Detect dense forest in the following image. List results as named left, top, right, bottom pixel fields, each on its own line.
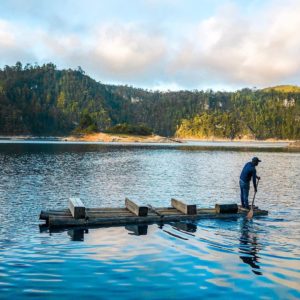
left=0, top=62, right=299, bottom=139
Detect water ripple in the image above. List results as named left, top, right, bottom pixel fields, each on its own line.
left=0, top=143, right=299, bottom=299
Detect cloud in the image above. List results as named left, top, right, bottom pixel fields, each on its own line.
left=87, top=24, right=168, bottom=78
left=36, top=22, right=168, bottom=84
left=171, top=0, right=300, bottom=87
left=1, top=0, right=300, bottom=90
left=0, top=20, right=36, bottom=65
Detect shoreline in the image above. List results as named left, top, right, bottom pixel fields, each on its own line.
left=0, top=134, right=299, bottom=148
left=64, top=132, right=182, bottom=143
left=177, top=134, right=296, bottom=143
left=0, top=133, right=182, bottom=144
left=0, top=133, right=296, bottom=144
left=180, top=138, right=294, bottom=143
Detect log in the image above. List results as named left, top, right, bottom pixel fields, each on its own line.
left=215, top=203, right=238, bottom=214
left=41, top=208, right=135, bottom=220
left=171, top=198, right=197, bottom=215
left=125, top=198, right=148, bottom=216
left=197, top=208, right=216, bottom=214
left=49, top=216, right=86, bottom=227
left=40, top=209, right=72, bottom=220
left=69, top=198, right=86, bottom=219
left=47, top=209, right=268, bottom=228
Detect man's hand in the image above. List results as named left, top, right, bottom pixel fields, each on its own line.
left=257, top=176, right=261, bottom=180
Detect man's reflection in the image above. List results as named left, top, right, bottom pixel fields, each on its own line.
left=239, top=219, right=262, bottom=275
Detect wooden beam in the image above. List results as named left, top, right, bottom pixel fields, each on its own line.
left=147, top=204, right=164, bottom=217
left=69, top=198, right=86, bottom=219
left=171, top=198, right=197, bottom=215
left=125, top=198, right=148, bottom=216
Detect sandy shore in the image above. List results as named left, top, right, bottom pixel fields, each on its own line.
left=65, top=132, right=182, bottom=143
left=0, top=134, right=297, bottom=147
left=287, top=140, right=300, bottom=148
left=179, top=137, right=295, bottom=143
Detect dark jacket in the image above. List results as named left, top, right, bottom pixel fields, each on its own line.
left=240, top=162, right=257, bottom=189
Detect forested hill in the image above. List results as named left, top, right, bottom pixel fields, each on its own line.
left=0, top=63, right=299, bottom=139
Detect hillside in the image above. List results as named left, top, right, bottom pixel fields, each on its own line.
left=262, top=85, right=300, bottom=93
left=0, top=63, right=130, bottom=135
left=0, top=63, right=299, bottom=139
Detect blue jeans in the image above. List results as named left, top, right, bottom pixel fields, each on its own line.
left=240, top=179, right=250, bottom=208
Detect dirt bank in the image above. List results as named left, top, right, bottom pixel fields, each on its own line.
left=288, top=140, right=300, bottom=148
left=65, top=132, right=182, bottom=143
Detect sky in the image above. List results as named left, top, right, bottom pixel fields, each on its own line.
left=0, top=0, right=300, bottom=91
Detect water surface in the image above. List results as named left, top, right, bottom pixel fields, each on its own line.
left=0, top=142, right=299, bottom=299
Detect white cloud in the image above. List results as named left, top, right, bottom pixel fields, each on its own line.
left=0, top=20, right=36, bottom=64
left=36, top=22, right=169, bottom=84
left=1, top=0, right=300, bottom=90
left=171, top=0, right=300, bottom=87
left=89, top=24, right=167, bottom=76
left=0, top=20, right=15, bottom=47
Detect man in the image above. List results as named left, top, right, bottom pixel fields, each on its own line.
left=239, top=157, right=261, bottom=209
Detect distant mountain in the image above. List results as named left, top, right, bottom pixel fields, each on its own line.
left=0, top=63, right=299, bottom=139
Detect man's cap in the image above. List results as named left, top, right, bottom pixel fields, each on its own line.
left=252, top=157, right=262, bottom=163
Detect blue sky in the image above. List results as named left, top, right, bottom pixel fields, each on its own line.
left=0, top=0, right=299, bottom=91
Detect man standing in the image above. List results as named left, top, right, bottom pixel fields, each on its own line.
left=240, top=157, right=261, bottom=209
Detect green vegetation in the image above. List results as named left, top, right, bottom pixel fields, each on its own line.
left=75, top=112, right=99, bottom=133
left=0, top=62, right=115, bottom=135
left=105, top=123, right=152, bottom=136
left=176, top=89, right=299, bottom=140
left=0, top=62, right=299, bottom=139
left=262, top=85, right=300, bottom=93
left=176, top=112, right=241, bottom=139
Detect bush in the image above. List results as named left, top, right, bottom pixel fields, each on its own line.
left=105, top=123, right=152, bottom=136
left=75, top=112, right=99, bottom=133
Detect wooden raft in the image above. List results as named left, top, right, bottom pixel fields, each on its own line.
left=39, top=198, right=268, bottom=228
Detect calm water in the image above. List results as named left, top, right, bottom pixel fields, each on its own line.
left=0, top=142, right=299, bottom=299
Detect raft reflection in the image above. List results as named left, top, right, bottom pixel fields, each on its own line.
left=40, top=221, right=198, bottom=241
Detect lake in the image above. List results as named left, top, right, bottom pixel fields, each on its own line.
left=0, top=141, right=299, bottom=299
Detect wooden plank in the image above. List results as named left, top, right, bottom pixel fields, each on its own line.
left=155, top=208, right=178, bottom=213
left=171, top=198, right=197, bottom=215
left=157, top=210, right=182, bottom=215
left=125, top=198, right=148, bottom=216
left=87, top=211, right=134, bottom=216
left=147, top=204, right=164, bottom=217
left=197, top=208, right=216, bottom=214
left=69, top=198, right=86, bottom=219
left=87, top=208, right=130, bottom=212
left=87, top=212, right=135, bottom=218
